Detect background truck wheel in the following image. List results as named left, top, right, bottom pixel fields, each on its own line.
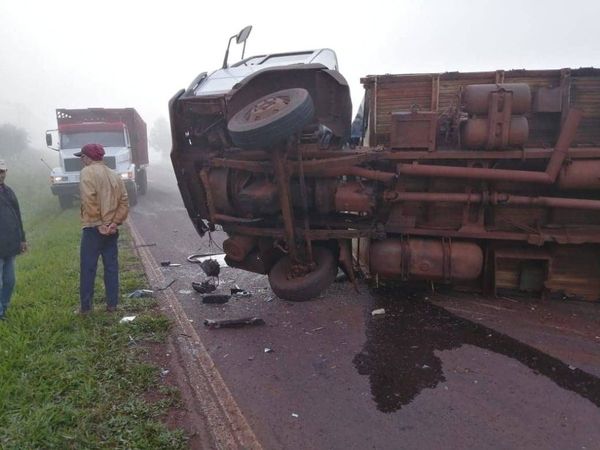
left=268, top=246, right=337, bottom=302
left=58, top=195, right=73, bottom=209
left=126, top=183, right=138, bottom=206
left=227, top=88, right=315, bottom=149
left=136, top=168, right=147, bottom=195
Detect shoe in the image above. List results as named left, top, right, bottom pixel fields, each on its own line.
left=75, top=308, right=91, bottom=316
left=106, top=306, right=117, bottom=313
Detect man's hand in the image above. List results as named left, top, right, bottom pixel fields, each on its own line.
left=108, top=222, right=118, bottom=235
left=98, top=224, right=110, bottom=235
left=20, top=241, right=27, bottom=253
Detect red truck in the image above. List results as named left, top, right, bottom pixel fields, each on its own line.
left=46, top=108, right=148, bottom=208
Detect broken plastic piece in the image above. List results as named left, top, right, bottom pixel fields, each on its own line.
left=264, top=347, right=274, bottom=353
left=202, top=295, right=231, bottom=304
left=119, top=316, right=137, bottom=323
left=127, top=289, right=154, bottom=298
left=192, top=281, right=217, bottom=294
left=371, top=308, right=386, bottom=317
left=204, top=317, right=265, bottom=329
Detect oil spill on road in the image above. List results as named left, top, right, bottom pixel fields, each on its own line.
left=353, top=284, right=600, bottom=413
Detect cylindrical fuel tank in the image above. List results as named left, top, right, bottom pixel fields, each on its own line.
left=463, top=83, right=532, bottom=115
left=558, top=160, right=600, bottom=190
left=462, top=116, right=529, bottom=149
left=370, top=238, right=483, bottom=281
left=223, top=234, right=258, bottom=262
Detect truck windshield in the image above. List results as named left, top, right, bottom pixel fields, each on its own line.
left=61, top=131, right=125, bottom=149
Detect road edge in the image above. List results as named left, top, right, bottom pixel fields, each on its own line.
left=126, top=219, right=263, bottom=450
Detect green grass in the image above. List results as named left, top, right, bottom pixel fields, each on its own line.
left=0, top=156, right=187, bottom=449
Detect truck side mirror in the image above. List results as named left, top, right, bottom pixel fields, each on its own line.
left=236, top=25, right=252, bottom=44
left=46, top=130, right=59, bottom=150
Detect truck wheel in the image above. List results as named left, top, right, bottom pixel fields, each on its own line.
left=227, top=88, right=315, bottom=149
left=137, top=168, right=147, bottom=195
left=127, top=183, right=138, bottom=206
left=58, top=195, right=73, bottom=209
left=268, top=246, right=337, bottom=302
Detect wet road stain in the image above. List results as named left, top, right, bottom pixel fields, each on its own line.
left=353, top=284, right=600, bottom=413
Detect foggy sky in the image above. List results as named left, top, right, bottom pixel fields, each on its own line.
left=1, top=0, right=599, bottom=148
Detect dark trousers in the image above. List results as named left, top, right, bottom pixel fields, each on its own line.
left=80, top=227, right=119, bottom=312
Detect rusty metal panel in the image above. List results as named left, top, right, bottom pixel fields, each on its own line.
left=389, top=111, right=437, bottom=150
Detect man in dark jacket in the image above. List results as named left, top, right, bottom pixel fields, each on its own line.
left=0, top=160, right=27, bottom=320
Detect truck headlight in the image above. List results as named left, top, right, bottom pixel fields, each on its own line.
left=51, top=176, right=67, bottom=183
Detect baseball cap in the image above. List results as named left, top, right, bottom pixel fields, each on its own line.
left=74, top=143, right=105, bottom=160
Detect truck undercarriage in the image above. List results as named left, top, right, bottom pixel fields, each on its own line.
left=170, top=64, right=600, bottom=302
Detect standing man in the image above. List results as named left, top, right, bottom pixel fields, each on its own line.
left=0, top=160, right=27, bottom=320
left=76, top=143, right=129, bottom=314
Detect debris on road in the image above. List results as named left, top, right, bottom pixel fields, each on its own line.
left=119, top=316, right=137, bottom=323
left=155, top=279, right=177, bottom=291
left=202, top=295, right=231, bottom=304
left=199, top=259, right=221, bottom=278
left=264, top=347, right=274, bottom=353
left=127, top=289, right=154, bottom=298
left=178, top=289, right=193, bottom=294
left=188, top=253, right=228, bottom=268
left=204, top=317, right=265, bottom=329
left=192, top=281, right=217, bottom=294
left=161, top=261, right=182, bottom=267
left=371, top=308, right=386, bottom=317
left=231, top=286, right=252, bottom=297
left=291, top=413, right=299, bottom=418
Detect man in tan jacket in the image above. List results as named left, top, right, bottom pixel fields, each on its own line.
left=75, top=143, right=129, bottom=314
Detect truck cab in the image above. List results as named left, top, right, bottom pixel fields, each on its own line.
left=46, top=108, right=148, bottom=208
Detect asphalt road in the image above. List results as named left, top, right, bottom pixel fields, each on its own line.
left=131, top=164, right=600, bottom=450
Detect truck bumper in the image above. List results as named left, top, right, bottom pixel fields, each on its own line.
left=51, top=183, right=80, bottom=196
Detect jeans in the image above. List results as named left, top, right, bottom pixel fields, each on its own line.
left=80, top=227, right=119, bottom=312
left=0, top=256, right=16, bottom=317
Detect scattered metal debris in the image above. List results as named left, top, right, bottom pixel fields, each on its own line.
left=188, top=253, right=228, bottom=268
left=204, top=317, right=265, bottom=329
left=264, top=347, right=274, bottom=353
left=160, top=261, right=171, bottom=267
left=231, top=286, right=252, bottom=297
left=202, top=295, right=231, bottom=304
left=127, top=289, right=154, bottom=298
left=199, top=259, right=221, bottom=278
left=155, top=279, right=177, bottom=291
left=192, top=281, right=217, bottom=294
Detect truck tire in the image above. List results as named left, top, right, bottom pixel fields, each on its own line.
left=227, top=88, right=315, bottom=149
left=127, top=183, right=138, bottom=206
left=268, top=246, right=337, bottom=302
left=58, top=195, right=73, bottom=209
left=137, top=168, right=148, bottom=195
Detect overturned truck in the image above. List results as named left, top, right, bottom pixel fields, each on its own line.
left=170, top=51, right=600, bottom=302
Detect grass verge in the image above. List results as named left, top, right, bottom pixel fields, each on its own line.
left=0, top=160, right=187, bottom=449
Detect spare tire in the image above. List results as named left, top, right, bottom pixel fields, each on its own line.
left=228, top=88, right=315, bottom=149
left=268, top=246, right=337, bottom=302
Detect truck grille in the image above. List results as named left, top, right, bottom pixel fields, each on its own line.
left=64, top=156, right=117, bottom=172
